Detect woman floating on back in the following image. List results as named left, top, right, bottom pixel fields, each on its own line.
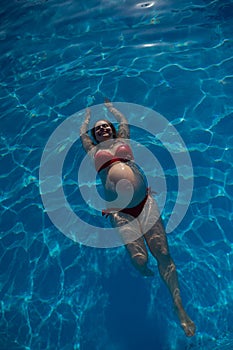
left=80, top=99, right=196, bottom=337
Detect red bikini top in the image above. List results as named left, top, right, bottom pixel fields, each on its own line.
left=94, top=143, right=134, bottom=172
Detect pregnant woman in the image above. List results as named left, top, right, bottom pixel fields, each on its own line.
left=80, top=99, right=196, bottom=337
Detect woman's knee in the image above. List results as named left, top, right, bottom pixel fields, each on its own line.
left=131, top=253, right=154, bottom=276
left=132, top=253, right=148, bottom=268
left=146, top=236, right=169, bottom=258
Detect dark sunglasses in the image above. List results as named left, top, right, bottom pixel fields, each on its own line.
left=95, top=123, right=110, bottom=132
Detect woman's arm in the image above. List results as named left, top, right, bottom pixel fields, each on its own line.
left=80, top=108, right=95, bottom=153
left=105, top=99, right=130, bottom=139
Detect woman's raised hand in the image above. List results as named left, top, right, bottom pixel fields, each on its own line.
left=85, top=107, right=91, bottom=122
left=104, top=98, right=113, bottom=109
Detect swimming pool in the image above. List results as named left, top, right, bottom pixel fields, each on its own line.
left=1, top=0, right=233, bottom=349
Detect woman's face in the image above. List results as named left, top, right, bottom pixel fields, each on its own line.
left=94, top=120, right=113, bottom=143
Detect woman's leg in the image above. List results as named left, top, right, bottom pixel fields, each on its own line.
left=124, top=236, right=154, bottom=276
left=110, top=212, right=154, bottom=276
left=144, top=215, right=196, bottom=336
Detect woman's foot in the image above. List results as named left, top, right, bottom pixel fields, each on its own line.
left=181, top=317, right=196, bottom=337
left=176, top=304, right=196, bottom=337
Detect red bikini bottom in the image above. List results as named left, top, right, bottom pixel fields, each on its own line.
left=102, top=188, right=149, bottom=219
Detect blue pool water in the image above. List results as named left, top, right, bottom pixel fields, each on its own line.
left=1, top=0, right=233, bottom=349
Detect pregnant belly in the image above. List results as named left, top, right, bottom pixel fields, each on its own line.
left=106, top=162, right=147, bottom=207
left=108, top=162, right=136, bottom=183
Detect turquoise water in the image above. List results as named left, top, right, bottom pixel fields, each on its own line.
left=1, top=0, right=233, bottom=349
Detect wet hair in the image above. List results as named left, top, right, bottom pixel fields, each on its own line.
left=91, top=119, right=117, bottom=143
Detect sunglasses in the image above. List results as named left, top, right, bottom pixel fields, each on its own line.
left=95, top=123, right=110, bottom=132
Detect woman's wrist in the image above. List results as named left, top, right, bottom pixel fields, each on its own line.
left=85, top=109, right=91, bottom=123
